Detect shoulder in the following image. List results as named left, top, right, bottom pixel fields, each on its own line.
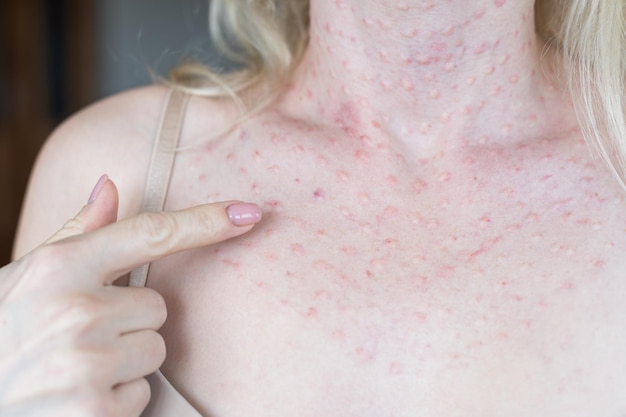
left=13, top=85, right=173, bottom=258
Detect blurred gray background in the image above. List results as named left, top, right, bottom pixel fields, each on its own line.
left=95, top=0, right=214, bottom=98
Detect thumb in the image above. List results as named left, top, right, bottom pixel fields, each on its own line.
left=45, top=175, right=119, bottom=245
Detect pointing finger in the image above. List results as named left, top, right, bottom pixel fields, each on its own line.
left=64, top=201, right=262, bottom=284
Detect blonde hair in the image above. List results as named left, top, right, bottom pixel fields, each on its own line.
left=169, top=0, right=626, bottom=186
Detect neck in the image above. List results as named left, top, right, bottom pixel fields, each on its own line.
left=278, top=0, right=576, bottom=157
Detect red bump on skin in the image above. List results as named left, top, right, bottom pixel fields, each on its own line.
left=357, top=192, right=370, bottom=204
left=383, top=206, right=400, bottom=218
left=473, top=8, right=486, bottom=18
left=221, top=258, right=241, bottom=270
left=592, top=259, right=606, bottom=269
left=304, top=307, right=318, bottom=318
left=341, top=246, right=357, bottom=256
left=291, top=243, right=305, bottom=256
left=313, top=189, right=325, bottom=200
left=474, top=42, right=488, bottom=55
left=336, top=170, right=351, bottom=182
left=389, top=362, right=404, bottom=375
left=264, top=200, right=282, bottom=210
left=495, top=0, right=506, bottom=7
left=315, top=289, right=332, bottom=300
left=354, top=149, right=370, bottom=160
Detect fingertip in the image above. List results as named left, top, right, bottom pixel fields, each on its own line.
left=81, top=176, right=119, bottom=232
left=88, top=174, right=109, bottom=204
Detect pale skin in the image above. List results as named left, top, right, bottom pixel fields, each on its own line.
left=12, top=0, right=626, bottom=415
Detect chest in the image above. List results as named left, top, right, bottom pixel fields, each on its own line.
left=149, top=129, right=626, bottom=416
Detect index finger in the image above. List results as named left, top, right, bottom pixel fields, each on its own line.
left=64, top=202, right=262, bottom=284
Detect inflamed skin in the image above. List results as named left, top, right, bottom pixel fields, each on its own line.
left=15, top=0, right=626, bottom=416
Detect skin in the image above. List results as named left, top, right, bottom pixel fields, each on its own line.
left=13, top=0, right=626, bottom=416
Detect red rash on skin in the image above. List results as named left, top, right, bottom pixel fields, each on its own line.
left=144, top=0, right=626, bottom=414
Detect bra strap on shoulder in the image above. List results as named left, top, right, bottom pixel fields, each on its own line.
left=129, top=89, right=190, bottom=288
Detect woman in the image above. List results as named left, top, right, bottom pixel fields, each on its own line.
left=10, top=0, right=626, bottom=415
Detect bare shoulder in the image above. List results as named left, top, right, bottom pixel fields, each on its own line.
left=13, top=85, right=171, bottom=258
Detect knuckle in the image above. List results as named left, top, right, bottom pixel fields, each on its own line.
left=133, top=378, right=152, bottom=412
left=196, top=207, right=220, bottom=236
left=61, top=217, right=85, bottom=235
left=130, top=288, right=168, bottom=329
left=145, top=331, right=167, bottom=367
left=149, top=290, right=168, bottom=328
left=79, top=392, right=115, bottom=417
left=133, top=212, right=178, bottom=250
left=141, top=331, right=167, bottom=373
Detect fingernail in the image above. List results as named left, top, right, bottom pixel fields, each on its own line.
left=88, top=174, right=108, bottom=204
left=227, top=203, right=262, bottom=226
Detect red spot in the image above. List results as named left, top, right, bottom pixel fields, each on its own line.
left=386, top=175, right=398, bottom=186
left=414, top=310, right=428, bottom=322
left=313, top=188, right=324, bottom=200
left=354, top=149, right=370, bottom=160
left=413, top=179, right=429, bottom=193
left=334, top=102, right=361, bottom=136
left=336, top=170, right=351, bottom=182
left=341, top=246, right=357, bottom=255
left=474, top=8, right=486, bottom=18
left=315, top=289, right=332, bottom=300
left=264, top=200, right=282, bottom=210
left=198, top=174, right=207, bottom=182
left=389, top=362, right=404, bottom=375
left=221, top=258, right=241, bottom=269
left=371, top=120, right=381, bottom=128
left=304, top=307, right=318, bottom=318
left=291, top=243, right=305, bottom=256
left=474, top=42, right=488, bottom=55
left=495, top=0, right=506, bottom=7
left=383, top=206, right=400, bottom=218
left=270, top=133, right=285, bottom=144
left=384, top=238, right=398, bottom=247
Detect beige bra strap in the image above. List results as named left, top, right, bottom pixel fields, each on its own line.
left=129, top=89, right=190, bottom=288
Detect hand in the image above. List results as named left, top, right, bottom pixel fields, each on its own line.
left=0, top=175, right=261, bottom=417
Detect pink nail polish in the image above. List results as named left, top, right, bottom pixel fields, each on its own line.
left=227, top=203, right=262, bottom=226
left=88, top=174, right=108, bottom=204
